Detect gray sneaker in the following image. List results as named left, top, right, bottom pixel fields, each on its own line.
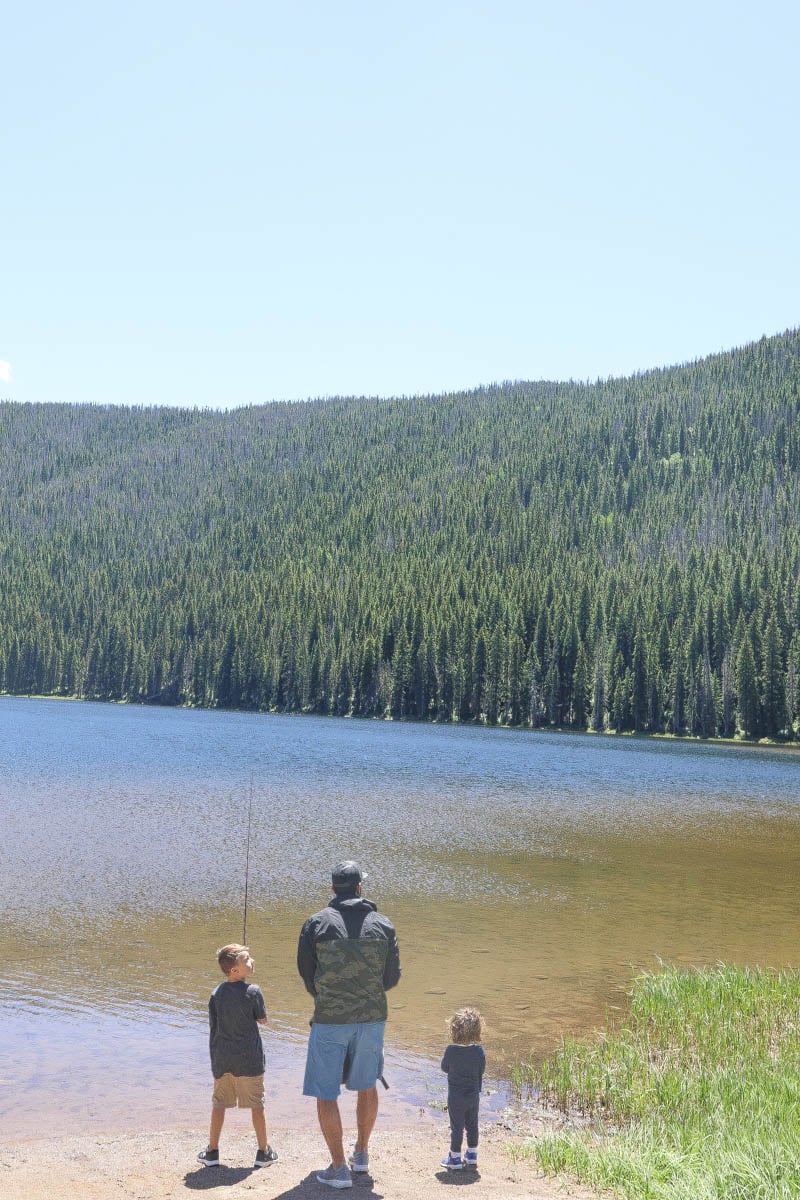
left=348, top=1149, right=369, bottom=1173
left=316, top=1163, right=353, bottom=1189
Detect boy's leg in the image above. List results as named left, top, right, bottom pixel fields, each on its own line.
left=251, top=1106, right=267, bottom=1153
left=209, top=1107, right=225, bottom=1149
left=208, top=1073, right=237, bottom=1149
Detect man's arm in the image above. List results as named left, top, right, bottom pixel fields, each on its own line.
left=297, top=918, right=318, bottom=996
left=382, top=924, right=401, bottom=991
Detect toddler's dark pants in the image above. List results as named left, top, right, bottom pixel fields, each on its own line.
left=448, top=1090, right=480, bottom=1153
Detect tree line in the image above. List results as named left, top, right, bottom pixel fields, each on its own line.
left=1, top=328, right=800, bottom=741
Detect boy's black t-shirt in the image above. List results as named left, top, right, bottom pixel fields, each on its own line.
left=441, top=1044, right=486, bottom=1098
left=208, top=980, right=266, bottom=1078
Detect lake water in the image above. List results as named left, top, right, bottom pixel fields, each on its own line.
left=1, top=697, right=799, bottom=1139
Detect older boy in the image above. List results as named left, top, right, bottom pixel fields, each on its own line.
left=197, top=944, right=278, bottom=1169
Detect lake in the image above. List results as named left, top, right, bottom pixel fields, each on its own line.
left=1, top=697, right=798, bottom=1138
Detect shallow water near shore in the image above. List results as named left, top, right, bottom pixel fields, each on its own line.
left=1, top=697, right=799, bottom=1138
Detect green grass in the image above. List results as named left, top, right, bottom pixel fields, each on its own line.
left=512, top=964, right=800, bottom=1199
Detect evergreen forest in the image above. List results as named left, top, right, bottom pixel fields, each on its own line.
left=2, top=328, right=800, bottom=741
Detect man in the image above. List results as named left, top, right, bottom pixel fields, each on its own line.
left=297, top=860, right=401, bottom=1189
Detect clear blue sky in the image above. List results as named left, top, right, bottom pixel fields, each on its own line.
left=2, top=2, right=799, bottom=409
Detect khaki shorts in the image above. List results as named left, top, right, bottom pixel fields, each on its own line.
left=211, top=1073, right=265, bottom=1109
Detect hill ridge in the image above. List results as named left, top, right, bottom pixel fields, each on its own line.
left=1, top=327, right=799, bottom=740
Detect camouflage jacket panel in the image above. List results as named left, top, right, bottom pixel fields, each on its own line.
left=297, top=897, right=401, bottom=1025
left=314, top=938, right=389, bottom=1024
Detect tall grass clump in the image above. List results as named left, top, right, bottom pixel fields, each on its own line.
left=517, top=964, right=800, bottom=1199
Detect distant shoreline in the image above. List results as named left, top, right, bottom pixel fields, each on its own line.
left=6, top=691, right=800, bottom=754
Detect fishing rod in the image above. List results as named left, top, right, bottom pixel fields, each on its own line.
left=242, top=775, right=254, bottom=944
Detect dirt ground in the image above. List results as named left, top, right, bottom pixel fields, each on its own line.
left=3, top=1125, right=597, bottom=1200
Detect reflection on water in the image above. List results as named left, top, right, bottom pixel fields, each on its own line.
left=1, top=698, right=799, bottom=1137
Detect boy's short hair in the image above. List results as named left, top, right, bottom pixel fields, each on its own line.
left=448, top=1006, right=485, bottom=1045
left=216, top=943, right=250, bottom=975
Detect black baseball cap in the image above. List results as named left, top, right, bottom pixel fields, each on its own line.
left=331, top=860, right=367, bottom=889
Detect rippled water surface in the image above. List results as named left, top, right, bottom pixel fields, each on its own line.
left=1, top=698, right=799, bottom=1137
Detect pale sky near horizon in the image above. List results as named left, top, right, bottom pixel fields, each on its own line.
left=2, top=2, right=799, bottom=410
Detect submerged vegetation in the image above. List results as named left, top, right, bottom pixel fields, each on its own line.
left=513, top=965, right=800, bottom=1199
left=1, top=329, right=800, bottom=740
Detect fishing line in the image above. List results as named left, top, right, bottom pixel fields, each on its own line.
left=242, top=774, right=254, bottom=944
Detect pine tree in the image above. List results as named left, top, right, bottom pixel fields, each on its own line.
left=591, top=632, right=606, bottom=732
left=736, top=631, right=759, bottom=737
left=668, top=623, right=686, bottom=735
left=631, top=631, right=647, bottom=731
left=761, top=608, right=786, bottom=736
left=720, top=648, right=736, bottom=737
left=571, top=639, right=590, bottom=729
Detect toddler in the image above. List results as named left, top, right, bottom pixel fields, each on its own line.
left=439, top=1006, right=486, bottom=1170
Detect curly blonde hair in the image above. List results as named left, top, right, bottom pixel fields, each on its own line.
left=448, top=1006, right=485, bottom=1045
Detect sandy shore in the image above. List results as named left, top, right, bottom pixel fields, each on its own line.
left=4, top=1124, right=596, bottom=1200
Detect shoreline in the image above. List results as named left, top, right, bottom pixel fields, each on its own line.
left=6, top=691, right=800, bottom=753
left=3, top=1121, right=596, bottom=1200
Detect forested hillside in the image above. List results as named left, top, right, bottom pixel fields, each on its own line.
left=2, top=329, right=800, bottom=740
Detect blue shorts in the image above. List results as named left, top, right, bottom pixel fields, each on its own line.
left=302, top=1021, right=386, bottom=1100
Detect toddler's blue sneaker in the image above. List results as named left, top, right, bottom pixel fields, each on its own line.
left=440, top=1153, right=463, bottom=1170
left=465, top=1149, right=478, bottom=1168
